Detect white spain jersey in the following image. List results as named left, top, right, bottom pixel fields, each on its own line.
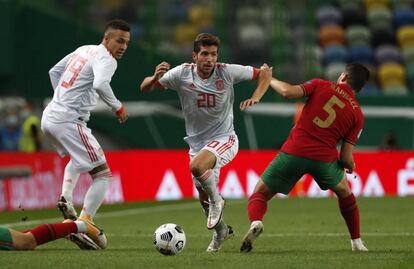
left=159, top=63, right=256, bottom=150
left=43, top=44, right=122, bottom=123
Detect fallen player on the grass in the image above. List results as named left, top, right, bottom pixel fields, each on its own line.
left=0, top=219, right=106, bottom=251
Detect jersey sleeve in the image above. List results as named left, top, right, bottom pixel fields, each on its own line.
left=92, top=55, right=122, bottom=111
left=344, top=112, right=364, bottom=145
left=49, top=53, right=73, bottom=90
left=301, top=78, right=325, bottom=97
left=158, top=65, right=184, bottom=91
left=226, top=64, right=255, bottom=84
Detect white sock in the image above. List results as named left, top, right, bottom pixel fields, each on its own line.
left=196, top=169, right=221, bottom=202
left=214, top=219, right=227, bottom=235
left=351, top=238, right=362, bottom=244
left=61, top=161, right=80, bottom=202
left=80, top=170, right=111, bottom=219
left=74, top=220, right=87, bottom=233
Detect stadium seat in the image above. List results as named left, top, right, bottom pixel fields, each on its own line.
left=371, top=24, right=395, bottom=47
left=383, top=84, right=409, bottom=95
left=367, top=8, right=393, bottom=28
left=397, top=26, right=414, bottom=48
left=402, top=46, right=414, bottom=64
left=378, top=63, right=406, bottom=87
left=391, top=0, right=414, bottom=10
left=364, top=0, right=390, bottom=10
left=316, top=6, right=342, bottom=27
left=341, top=2, right=367, bottom=27
left=174, top=24, right=198, bottom=46
left=404, top=63, right=414, bottom=90
left=394, top=9, right=414, bottom=28
left=365, top=63, right=378, bottom=81
left=322, top=46, right=348, bottom=66
left=319, top=25, right=346, bottom=47
left=325, top=62, right=346, bottom=81
left=361, top=82, right=382, bottom=95
left=346, top=25, right=371, bottom=46
left=338, top=0, right=363, bottom=7
left=349, top=46, right=375, bottom=64
left=189, top=4, right=214, bottom=29
left=375, top=45, right=402, bottom=65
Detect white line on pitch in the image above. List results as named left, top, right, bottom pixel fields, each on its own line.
left=108, top=232, right=414, bottom=237
left=1, top=202, right=201, bottom=228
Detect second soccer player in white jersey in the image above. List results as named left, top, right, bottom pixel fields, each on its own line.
left=140, top=33, right=272, bottom=252
left=41, top=19, right=130, bottom=249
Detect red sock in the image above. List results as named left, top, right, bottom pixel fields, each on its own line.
left=247, top=192, right=268, bottom=222
left=27, top=222, right=78, bottom=246
left=338, top=193, right=360, bottom=239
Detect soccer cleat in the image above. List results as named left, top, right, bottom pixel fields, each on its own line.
left=207, top=197, right=225, bottom=229
left=240, top=220, right=264, bottom=253
left=206, top=225, right=234, bottom=252
left=57, top=196, right=77, bottom=220
left=69, top=233, right=100, bottom=250
left=78, top=217, right=107, bottom=249
left=351, top=238, right=368, bottom=252
left=66, top=217, right=107, bottom=250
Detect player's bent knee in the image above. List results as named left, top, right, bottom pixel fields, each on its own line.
left=189, top=161, right=204, bottom=177
left=14, top=233, right=37, bottom=250
left=89, top=163, right=112, bottom=179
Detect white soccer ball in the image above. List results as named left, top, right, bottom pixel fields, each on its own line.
left=153, top=223, right=186, bottom=255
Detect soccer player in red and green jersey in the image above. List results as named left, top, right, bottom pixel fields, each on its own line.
left=240, top=63, right=370, bottom=253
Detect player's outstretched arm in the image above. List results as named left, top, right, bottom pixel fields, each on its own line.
left=270, top=78, right=304, bottom=99
left=140, top=62, right=170, bottom=92
left=339, top=141, right=355, bottom=174
left=240, top=64, right=272, bottom=111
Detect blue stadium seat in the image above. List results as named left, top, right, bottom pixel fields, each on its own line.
left=394, top=9, right=414, bottom=28
left=361, top=82, right=382, bottom=95
left=322, top=46, right=348, bottom=66
left=349, top=46, right=375, bottom=64
left=375, top=45, right=402, bottom=65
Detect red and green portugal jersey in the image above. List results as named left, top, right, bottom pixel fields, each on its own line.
left=281, top=79, right=364, bottom=162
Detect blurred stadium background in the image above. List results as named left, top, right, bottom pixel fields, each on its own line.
left=0, top=0, right=413, bottom=200
left=0, top=0, right=413, bottom=267
left=1, top=0, right=413, bottom=150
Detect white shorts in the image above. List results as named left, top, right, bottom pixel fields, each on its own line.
left=190, top=133, right=239, bottom=188
left=41, top=118, right=106, bottom=173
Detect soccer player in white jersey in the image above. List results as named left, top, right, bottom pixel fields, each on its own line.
left=41, top=19, right=130, bottom=249
left=140, top=33, right=272, bottom=252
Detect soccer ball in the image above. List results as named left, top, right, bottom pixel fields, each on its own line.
left=153, top=223, right=186, bottom=255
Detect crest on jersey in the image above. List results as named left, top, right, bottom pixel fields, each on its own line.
left=215, top=79, right=224, bottom=92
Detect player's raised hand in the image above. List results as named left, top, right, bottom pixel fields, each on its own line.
left=260, top=63, right=273, bottom=78
left=116, top=106, right=128, bottom=124
left=154, top=62, right=170, bottom=80
left=240, top=98, right=260, bottom=111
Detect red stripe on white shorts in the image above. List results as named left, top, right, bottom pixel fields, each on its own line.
left=218, top=135, right=235, bottom=155
left=77, top=124, right=97, bottom=162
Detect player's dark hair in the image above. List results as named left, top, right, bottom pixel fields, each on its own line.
left=345, top=63, right=370, bottom=93
left=104, top=19, right=130, bottom=32
left=193, top=33, right=220, bottom=53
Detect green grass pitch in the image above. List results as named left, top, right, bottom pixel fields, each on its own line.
left=0, top=197, right=413, bottom=269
